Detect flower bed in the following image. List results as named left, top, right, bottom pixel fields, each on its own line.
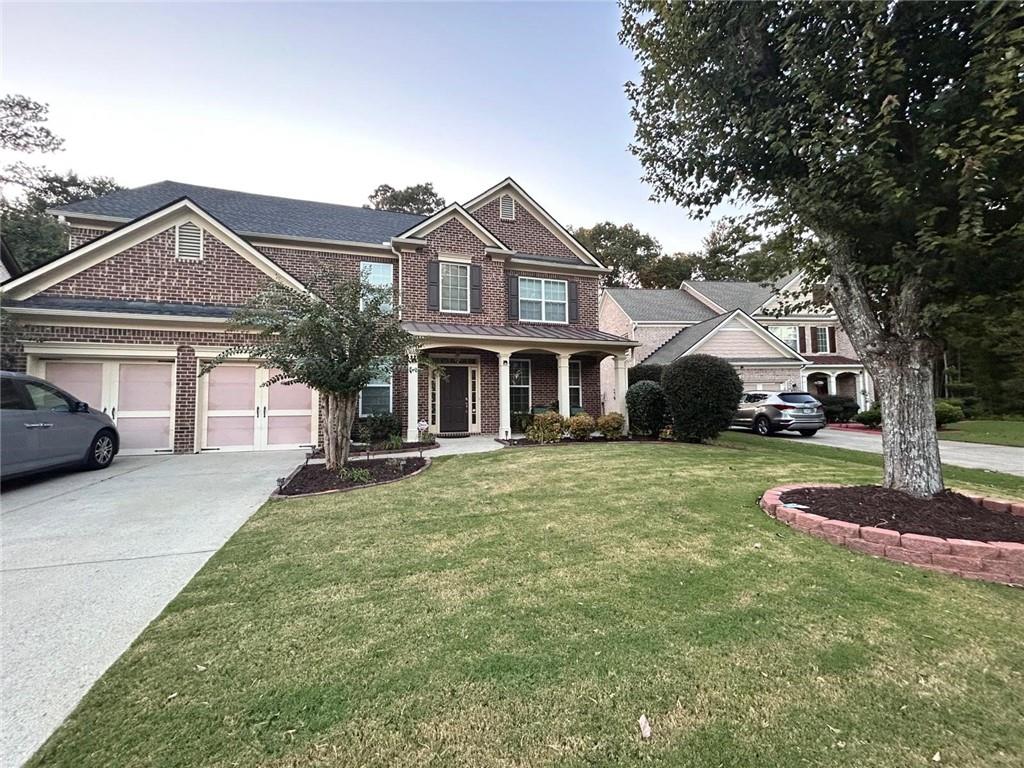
left=760, top=483, right=1024, bottom=587
left=274, top=457, right=429, bottom=498
left=308, top=441, right=438, bottom=459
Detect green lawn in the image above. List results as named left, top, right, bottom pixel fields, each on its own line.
left=30, top=436, right=1024, bottom=768
left=939, top=419, right=1024, bottom=447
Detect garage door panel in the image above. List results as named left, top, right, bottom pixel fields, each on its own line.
left=117, top=417, right=171, bottom=451
left=117, top=364, right=173, bottom=411
left=45, top=362, right=103, bottom=408
left=208, top=367, right=255, bottom=410
left=267, top=415, right=312, bottom=446
left=206, top=416, right=255, bottom=448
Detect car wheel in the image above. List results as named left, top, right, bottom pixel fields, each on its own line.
left=798, top=429, right=818, bottom=437
left=85, top=429, right=116, bottom=470
left=754, top=416, right=774, bottom=436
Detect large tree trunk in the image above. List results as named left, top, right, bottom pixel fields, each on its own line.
left=825, top=245, right=944, bottom=497
left=322, top=392, right=359, bottom=471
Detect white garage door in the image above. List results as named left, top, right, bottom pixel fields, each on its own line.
left=201, top=364, right=315, bottom=451
left=43, top=360, right=175, bottom=453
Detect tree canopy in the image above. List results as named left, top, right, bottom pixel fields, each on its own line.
left=621, top=0, right=1024, bottom=496
left=573, top=220, right=691, bottom=288
left=368, top=183, right=446, bottom=215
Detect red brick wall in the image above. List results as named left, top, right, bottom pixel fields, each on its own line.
left=507, top=269, right=599, bottom=329
left=471, top=197, right=575, bottom=259
left=256, top=244, right=395, bottom=296
left=68, top=225, right=112, bottom=249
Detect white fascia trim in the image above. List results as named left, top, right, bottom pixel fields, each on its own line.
left=634, top=320, right=694, bottom=327
left=3, top=199, right=307, bottom=300
left=463, top=178, right=606, bottom=269
left=507, top=257, right=609, bottom=275
left=394, top=203, right=508, bottom=249
left=408, top=329, right=637, bottom=348
left=801, top=363, right=865, bottom=369
left=732, top=361, right=807, bottom=368
left=680, top=282, right=727, bottom=313
left=687, top=309, right=809, bottom=363
left=20, top=341, right=179, bottom=358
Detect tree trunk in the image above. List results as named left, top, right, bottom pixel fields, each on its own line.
left=322, top=392, right=360, bottom=471
left=870, top=341, right=944, bottom=497
left=825, top=244, right=944, bottom=498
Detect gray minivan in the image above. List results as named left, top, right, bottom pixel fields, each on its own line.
left=1, top=371, right=119, bottom=480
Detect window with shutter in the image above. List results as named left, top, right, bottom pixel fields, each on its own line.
left=175, top=222, right=203, bottom=260
left=499, top=194, right=516, bottom=221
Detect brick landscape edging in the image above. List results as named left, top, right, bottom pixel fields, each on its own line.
left=759, top=484, right=1024, bottom=587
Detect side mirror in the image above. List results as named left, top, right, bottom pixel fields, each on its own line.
left=74, top=401, right=90, bottom=413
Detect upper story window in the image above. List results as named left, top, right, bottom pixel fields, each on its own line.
left=499, top=194, right=516, bottom=221
left=768, top=325, right=799, bottom=350
left=175, top=222, right=203, bottom=260
left=519, top=277, right=567, bottom=324
left=814, top=326, right=832, bottom=353
left=360, top=261, right=394, bottom=311
left=440, top=262, right=470, bottom=313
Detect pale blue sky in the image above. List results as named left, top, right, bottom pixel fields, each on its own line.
left=2, top=1, right=723, bottom=252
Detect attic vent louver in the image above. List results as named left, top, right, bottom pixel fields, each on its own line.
left=499, top=194, right=515, bottom=221
left=175, top=222, right=203, bottom=260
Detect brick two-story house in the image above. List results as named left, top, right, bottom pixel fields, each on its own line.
left=1, top=178, right=638, bottom=454
left=599, top=273, right=872, bottom=409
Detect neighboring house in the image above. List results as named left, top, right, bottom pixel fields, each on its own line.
left=599, top=273, right=872, bottom=409
left=1, top=178, right=636, bottom=454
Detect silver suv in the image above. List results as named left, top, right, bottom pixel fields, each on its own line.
left=732, top=391, right=825, bottom=437
left=1, top=371, right=119, bottom=480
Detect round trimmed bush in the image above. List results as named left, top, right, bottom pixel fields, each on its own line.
left=660, top=354, right=743, bottom=443
left=854, top=407, right=882, bottom=428
left=935, top=400, right=965, bottom=427
left=628, top=363, right=665, bottom=388
left=526, top=411, right=564, bottom=443
left=626, top=380, right=668, bottom=437
left=596, top=412, right=625, bottom=439
left=566, top=412, right=596, bottom=440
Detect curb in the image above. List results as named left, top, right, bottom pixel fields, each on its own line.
left=759, top=483, right=1024, bottom=587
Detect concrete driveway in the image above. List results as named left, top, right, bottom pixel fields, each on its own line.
left=1, top=450, right=303, bottom=768
left=772, top=427, right=1024, bottom=477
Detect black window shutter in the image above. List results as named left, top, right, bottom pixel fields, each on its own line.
left=568, top=281, right=579, bottom=323
left=427, top=261, right=440, bottom=311
left=809, top=326, right=819, bottom=354
left=508, top=276, right=519, bottom=321
left=828, top=327, right=836, bottom=354
left=470, top=264, right=482, bottom=313
left=798, top=327, right=807, bottom=353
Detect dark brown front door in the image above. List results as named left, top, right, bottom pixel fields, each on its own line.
left=440, top=366, right=469, bottom=432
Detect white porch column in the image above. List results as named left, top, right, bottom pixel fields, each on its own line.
left=557, top=353, right=572, bottom=419
left=614, top=354, right=630, bottom=432
left=406, top=356, right=419, bottom=443
left=498, top=352, right=512, bottom=438
left=827, top=372, right=835, bottom=395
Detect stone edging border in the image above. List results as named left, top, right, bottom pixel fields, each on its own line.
left=759, top=484, right=1024, bottom=587
left=269, top=457, right=432, bottom=500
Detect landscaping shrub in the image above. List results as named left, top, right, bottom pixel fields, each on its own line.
left=626, top=380, right=668, bottom=436
left=351, top=412, right=402, bottom=443
left=935, top=400, right=966, bottom=427
left=527, top=411, right=564, bottom=443
left=854, top=407, right=882, bottom=428
left=628, top=363, right=665, bottom=388
left=660, top=354, right=743, bottom=443
left=512, top=411, right=534, bottom=434
left=566, top=412, right=596, bottom=440
left=937, top=396, right=981, bottom=419
left=596, top=412, right=625, bottom=439
left=818, top=395, right=860, bottom=423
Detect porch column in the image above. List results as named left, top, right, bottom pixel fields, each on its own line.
left=614, top=354, right=630, bottom=432
left=406, top=356, right=419, bottom=443
left=498, top=352, right=512, bottom=438
left=557, top=353, right=572, bottom=418
left=827, top=372, right=835, bottom=395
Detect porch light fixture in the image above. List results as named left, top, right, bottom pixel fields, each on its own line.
left=502, top=359, right=509, bottom=367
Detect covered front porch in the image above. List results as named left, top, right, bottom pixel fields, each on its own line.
left=399, top=323, right=637, bottom=441
left=802, top=366, right=873, bottom=409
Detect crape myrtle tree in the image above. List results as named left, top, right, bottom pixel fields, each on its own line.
left=200, top=271, right=418, bottom=470
left=621, top=1, right=1024, bottom=496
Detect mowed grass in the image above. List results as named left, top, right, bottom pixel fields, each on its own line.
left=30, top=437, right=1024, bottom=768
left=939, top=419, right=1024, bottom=447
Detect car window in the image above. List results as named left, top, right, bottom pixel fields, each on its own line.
left=778, top=393, right=818, bottom=404
left=22, top=381, right=72, bottom=412
left=746, top=393, right=769, bottom=403
left=1, top=378, right=28, bottom=410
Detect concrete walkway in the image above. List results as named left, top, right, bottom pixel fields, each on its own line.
left=1, top=450, right=303, bottom=768
left=781, top=427, right=1024, bottom=477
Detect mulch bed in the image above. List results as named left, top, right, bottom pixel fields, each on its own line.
left=308, top=442, right=436, bottom=458
left=278, top=457, right=427, bottom=496
left=780, top=485, right=1024, bottom=543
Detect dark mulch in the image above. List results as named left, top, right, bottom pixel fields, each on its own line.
left=308, top=442, right=435, bottom=459
left=279, top=457, right=427, bottom=496
left=780, top=485, right=1024, bottom=543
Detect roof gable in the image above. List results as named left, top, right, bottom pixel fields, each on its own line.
left=395, top=203, right=508, bottom=249
left=463, top=178, right=605, bottom=268
left=682, top=271, right=804, bottom=314
left=604, top=288, right=716, bottom=323
left=643, top=309, right=806, bottom=365
left=3, top=198, right=306, bottom=300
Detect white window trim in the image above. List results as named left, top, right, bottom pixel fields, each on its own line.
left=360, top=261, right=394, bottom=311
left=814, top=326, right=832, bottom=354
left=175, top=222, right=203, bottom=261
left=768, top=325, right=799, bottom=351
left=509, top=358, right=532, bottom=413
left=518, top=277, right=568, bottom=325
left=439, top=261, right=471, bottom=315
left=569, top=360, right=582, bottom=410
left=358, top=369, right=393, bottom=417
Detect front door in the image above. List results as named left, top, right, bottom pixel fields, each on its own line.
left=439, top=366, right=469, bottom=433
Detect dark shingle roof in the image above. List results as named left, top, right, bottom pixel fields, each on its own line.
left=402, top=321, right=635, bottom=345
left=604, top=288, right=716, bottom=322
left=7, top=296, right=237, bottom=318
left=52, top=181, right=428, bottom=245
left=641, top=312, right=734, bottom=364
left=682, top=271, right=802, bottom=313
